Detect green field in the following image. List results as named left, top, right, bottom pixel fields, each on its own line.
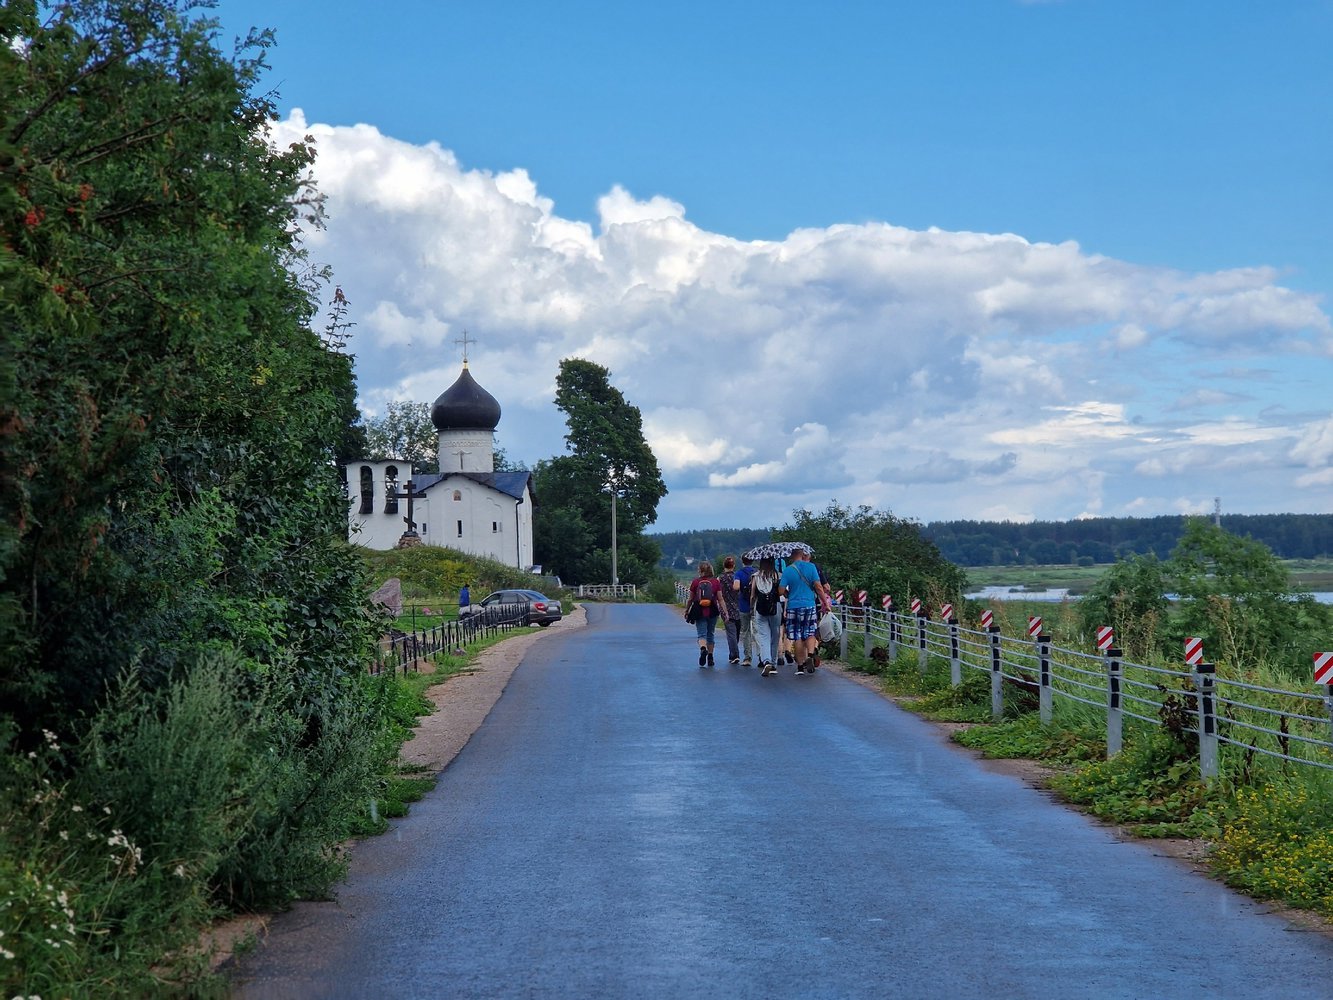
left=964, top=558, right=1333, bottom=596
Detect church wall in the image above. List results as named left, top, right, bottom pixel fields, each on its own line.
left=346, top=466, right=534, bottom=570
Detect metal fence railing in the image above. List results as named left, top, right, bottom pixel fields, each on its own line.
left=837, top=606, right=1333, bottom=782
left=371, top=603, right=531, bottom=677
left=578, top=584, right=638, bottom=599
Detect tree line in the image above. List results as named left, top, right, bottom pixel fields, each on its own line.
left=922, top=513, right=1333, bottom=566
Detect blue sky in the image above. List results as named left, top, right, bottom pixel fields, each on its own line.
left=217, top=0, right=1333, bottom=532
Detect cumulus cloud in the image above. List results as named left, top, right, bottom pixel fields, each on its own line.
left=270, top=112, right=1333, bottom=527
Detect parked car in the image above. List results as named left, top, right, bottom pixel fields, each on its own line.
left=461, top=589, right=563, bottom=627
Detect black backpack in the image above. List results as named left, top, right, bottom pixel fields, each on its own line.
left=753, top=574, right=779, bottom=617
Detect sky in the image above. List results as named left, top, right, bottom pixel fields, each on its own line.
left=215, top=0, right=1333, bottom=533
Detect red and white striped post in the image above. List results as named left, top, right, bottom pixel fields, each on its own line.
left=1101, top=628, right=1124, bottom=758
left=1187, top=638, right=1217, bottom=780
left=939, top=603, right=960, bottom=685
left=980, top=609, right=994, bottom=630
left=883, top=595, right=898, bottom=660
left=910, top=598, right=928, bottom=674
left=1096, top=626, right=1115, bottom=653
left=1315, top=653, right=1333, bottom=749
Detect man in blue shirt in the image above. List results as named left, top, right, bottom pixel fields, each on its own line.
left=779, top=549, right=829, bottom=675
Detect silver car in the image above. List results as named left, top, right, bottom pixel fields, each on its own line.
left=462, top=589, right=563, bottom=627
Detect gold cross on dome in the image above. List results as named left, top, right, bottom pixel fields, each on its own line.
left=455, top=329, right=475, bottom=365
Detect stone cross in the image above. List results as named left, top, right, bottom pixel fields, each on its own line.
left=385, top=478, right=428, bottom=541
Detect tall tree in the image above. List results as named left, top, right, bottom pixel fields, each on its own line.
left=1, top=0, right=374, bottom=729
left=782, top=503, right=966, bottom=611
left=533, top=358, right=666, bottom=583
left=363, top=400, right=439, bottom=472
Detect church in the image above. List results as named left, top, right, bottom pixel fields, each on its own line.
left=344, top=361, right=535, bottom=568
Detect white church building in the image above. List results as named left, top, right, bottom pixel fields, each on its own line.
left=345, top=362, right=535, bottom=568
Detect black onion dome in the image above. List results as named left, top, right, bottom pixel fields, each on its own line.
left=430, top=365, right=501, bottom=431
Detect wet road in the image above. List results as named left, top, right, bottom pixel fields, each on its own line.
left=231, top=604, right=1333, bottom=998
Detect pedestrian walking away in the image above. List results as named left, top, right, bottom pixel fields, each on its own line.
left=686, top=561, right=724, bottom=667
left=733, top=554, right=756, bottom=666
left=749, top=557, right=783, bottom=676
left=779, top=549, right=828, bottom=674
left=717, top=555, right=743, bottom=664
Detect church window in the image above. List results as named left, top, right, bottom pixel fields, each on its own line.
left=453, top=490, right=462, bottom=501
left=359, top=467, right=374, bottom=515
left=456, top=520, right=463, bottom=537
left=492, top=521, right=499, bottom=533
left=384, top=465, right=400, bottom=515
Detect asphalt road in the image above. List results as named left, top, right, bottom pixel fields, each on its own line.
left=229, top=603, right=1333, bottom=999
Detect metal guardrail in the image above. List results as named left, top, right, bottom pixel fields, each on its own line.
left=838, top=606, right=1333, bottom=781
left=371, top=603, right=531, bottom=677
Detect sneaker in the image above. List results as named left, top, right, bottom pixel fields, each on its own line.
left=707, top=652, right=715, bottom=667
left=795, top=667, right=806, bottom=675
left=741, top=659, right=752, bottom=667
left=729, top=657, right=740, bottom=665
left=761, top=661, right=774, bottom=676
left=699, top=648, right=707, bottom=666
left=785, top=651, right=795, bottom=664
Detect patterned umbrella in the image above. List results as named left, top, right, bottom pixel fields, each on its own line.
left=743, top=540, right=814, bottom=561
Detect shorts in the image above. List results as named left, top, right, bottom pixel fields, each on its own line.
left=784, top=605, right=819, bottom=641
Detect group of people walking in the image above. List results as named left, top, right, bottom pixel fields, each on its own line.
left=685, top=550, right=832, bottom=677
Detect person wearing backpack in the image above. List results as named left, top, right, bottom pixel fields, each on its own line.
left=749, top=557, right=783, bottom=675
left=687, top=561, right=724, bottom=668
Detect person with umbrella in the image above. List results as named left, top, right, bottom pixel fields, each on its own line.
left=779, top=547, right=829, bottom=675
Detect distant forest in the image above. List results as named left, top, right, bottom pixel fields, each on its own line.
left=652, top=514, right=1333, bottom=569
left=923, top=513, right=1333, bottom=566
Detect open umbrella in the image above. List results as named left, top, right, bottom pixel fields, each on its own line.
left=743, top=540, right=813, bottom=561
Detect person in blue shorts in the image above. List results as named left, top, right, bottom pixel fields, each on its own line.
left=779, top=549, right=829, bottom=675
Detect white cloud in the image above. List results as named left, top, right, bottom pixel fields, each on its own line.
left=269, top=112, right=1333, bottom=528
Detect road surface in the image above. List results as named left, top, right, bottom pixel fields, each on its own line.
left=229, top=603, right=1333, bottom=998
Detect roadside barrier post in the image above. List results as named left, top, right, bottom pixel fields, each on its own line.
left=1193, top=662, right=1219, bottom=781
left=888, top=608, right=898, bottom=662
left=949, top=616, right=961, bottom=687
left=1038, top=634, right=1052, bottom=725
left=839, top=605, right=848, bottom=661
left=864, top=613, right=873, bottom=659
left=1313, top=654, right=1333, bottom=749
left=1104, top=647, right=1123, bottom=757
left=917, top=611, right=929, bottom=675
left=989, top=626, right=1004, bottom=720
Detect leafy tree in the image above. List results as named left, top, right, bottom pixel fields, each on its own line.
left=0, top=0, right=384, bottom=928
left=363, top=400, right=439, bottom=472
left=1165, top=519, right=1330, bottom=673
left=532, top=359, right=667, bottom=584
left=781, top=503, right=966, bottom=613
left=1077, top=554, right=1169, bottom=659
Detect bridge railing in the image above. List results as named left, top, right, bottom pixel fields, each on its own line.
left=839, top=606, right=1333, bottom=782
left=578, top=583, right=638, bottom=599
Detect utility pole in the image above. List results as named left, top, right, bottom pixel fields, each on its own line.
left=1214, top=497, right=1222, bottom=527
